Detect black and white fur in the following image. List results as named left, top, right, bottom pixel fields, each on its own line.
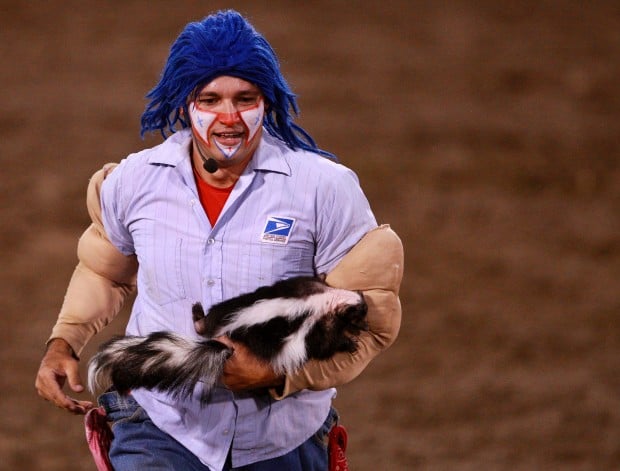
left=88, top=276, right=367, bottom=401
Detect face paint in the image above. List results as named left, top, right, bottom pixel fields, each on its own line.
left=189, top=100, right=264, bottom=160
left=240, top=100, right=264, bottom=145
left=188, top=103, right=217, bottom=146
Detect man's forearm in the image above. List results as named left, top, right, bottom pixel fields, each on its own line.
left=48, top=259, right=136, bottom=357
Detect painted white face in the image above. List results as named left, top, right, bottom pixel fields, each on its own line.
left=189, top=99, right=264, bottom=159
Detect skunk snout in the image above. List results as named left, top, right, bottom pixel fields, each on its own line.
left=341, top=300, right=369, bottom=333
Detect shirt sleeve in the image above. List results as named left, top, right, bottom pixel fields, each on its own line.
left=313, top=166, right=377, bottom=274
left=100, top=159, right=136, bottom=256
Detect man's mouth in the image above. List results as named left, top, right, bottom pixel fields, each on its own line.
left=213, top=131, right=245, bottom=146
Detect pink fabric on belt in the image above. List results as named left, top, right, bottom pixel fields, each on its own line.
left=84, top=406, right=114, bottom=471
left=328, top=423, right=350, bottom=471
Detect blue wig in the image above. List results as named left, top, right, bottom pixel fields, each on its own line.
left=141, top=10, right=334, bottom=158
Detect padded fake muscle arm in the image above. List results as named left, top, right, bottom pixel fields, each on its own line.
left=47, top=164, right=138, bottom=357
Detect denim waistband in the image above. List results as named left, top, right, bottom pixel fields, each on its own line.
left=98, top=390, right=139, bottom=414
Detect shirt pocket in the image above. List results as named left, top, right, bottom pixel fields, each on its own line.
left=143, top=237, right=187, bottom=306
left=226, top=241, right=314, bottom=293
left=256, top=242, right=315, bottom=283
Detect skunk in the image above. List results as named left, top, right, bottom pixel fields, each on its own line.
left=88, top=276, right=367, bottom=400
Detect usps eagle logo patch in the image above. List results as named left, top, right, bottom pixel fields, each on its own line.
left=261, top=216, right=296, bottom=245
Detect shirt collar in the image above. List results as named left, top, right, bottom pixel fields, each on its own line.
left=249, top=132, right=292, bottom=176
left=146, top=129, right=292, bottom=177
left=146, top=129, right=193, bottom=167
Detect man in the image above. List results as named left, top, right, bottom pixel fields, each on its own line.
left=35, top=10, right=403, bottom=471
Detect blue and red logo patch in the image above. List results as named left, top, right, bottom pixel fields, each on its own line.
left=261, top=216, right=296, bottom=245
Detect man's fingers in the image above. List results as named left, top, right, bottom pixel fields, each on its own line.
left=35, top=353, right=93, bottom=414
left=51, top=393, right=92, bottom=415
left=65, top=397, right=94, bottom=415
left=36, top=368, right=68, bottom=403
left=65, top=362, right=85, bottom=393
left=35, top=366, right=65, bottom=401
left=37, top=371, right=93, bottom=414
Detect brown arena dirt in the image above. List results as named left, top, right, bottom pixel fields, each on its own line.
left=1, top=1, right=619, bottom=470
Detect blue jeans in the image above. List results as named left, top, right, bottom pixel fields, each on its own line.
left=99, top=391, right=334, bottom=471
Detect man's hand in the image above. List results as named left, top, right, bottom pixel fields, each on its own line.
left=216, top=337, right=284, bottom=392
left=35, top=338, right=93, bottom=415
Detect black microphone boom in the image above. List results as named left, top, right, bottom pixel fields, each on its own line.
left=192, top=134, right=219, bottom=173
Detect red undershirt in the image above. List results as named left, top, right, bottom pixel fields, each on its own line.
left=192, top=166, right=235, bottom=227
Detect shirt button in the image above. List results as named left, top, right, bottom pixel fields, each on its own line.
left=206, top=279, right=215, bottom=286
left=223, top=429, right=229, bottom=435
left=207, top=238, right=215, bottom=245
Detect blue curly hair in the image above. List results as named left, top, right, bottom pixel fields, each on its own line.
left=141, top=10, right=334, bottom=158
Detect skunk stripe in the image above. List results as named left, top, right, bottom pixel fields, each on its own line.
left=213, top=289, right=364, bottom=337
left=88, top=332, right=232, bottom=401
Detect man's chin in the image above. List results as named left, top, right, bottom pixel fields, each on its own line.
left=214, top=141, right=243, bottom=159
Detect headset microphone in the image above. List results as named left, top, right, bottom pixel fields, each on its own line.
left=202, top=157, right=219, bottom=174
left=194, top=140, right=219, bottom=173
left=190, top=121, right=219, bottom=173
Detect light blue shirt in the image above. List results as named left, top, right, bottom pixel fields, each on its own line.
left=100, top=129, right=377, bottom=470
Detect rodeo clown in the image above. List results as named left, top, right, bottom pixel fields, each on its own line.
left=35, top=9, right=403, bottom=471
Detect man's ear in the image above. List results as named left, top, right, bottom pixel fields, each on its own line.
left=180, top=105, right=192, bottom=127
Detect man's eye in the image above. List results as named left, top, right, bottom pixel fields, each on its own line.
left=238, top=96, right=258, bottom=105
left=197, top=97, right=218, bottom=106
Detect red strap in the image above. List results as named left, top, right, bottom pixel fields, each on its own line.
left=328, top=424, right=350, bottom=471
left=84, top=407, right=114, bottom=471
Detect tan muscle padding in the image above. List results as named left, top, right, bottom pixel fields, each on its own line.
left=47, top=164, right=138, bottom=357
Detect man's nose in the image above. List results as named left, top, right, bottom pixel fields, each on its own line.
left=217, top=101, right=241, bottom=126
left=217, top=112, right=240, bottom=126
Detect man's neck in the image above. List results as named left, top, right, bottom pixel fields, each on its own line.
left=191, top=145, right=253, bottom=189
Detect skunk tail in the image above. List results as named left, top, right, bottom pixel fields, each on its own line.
left=87, top=332, right=232, bottom=401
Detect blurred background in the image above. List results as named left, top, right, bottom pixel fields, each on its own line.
left=1, top=1, right=619, bottom=469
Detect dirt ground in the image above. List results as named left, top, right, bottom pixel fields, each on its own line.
left=1, top=1, right=619, bottom=470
